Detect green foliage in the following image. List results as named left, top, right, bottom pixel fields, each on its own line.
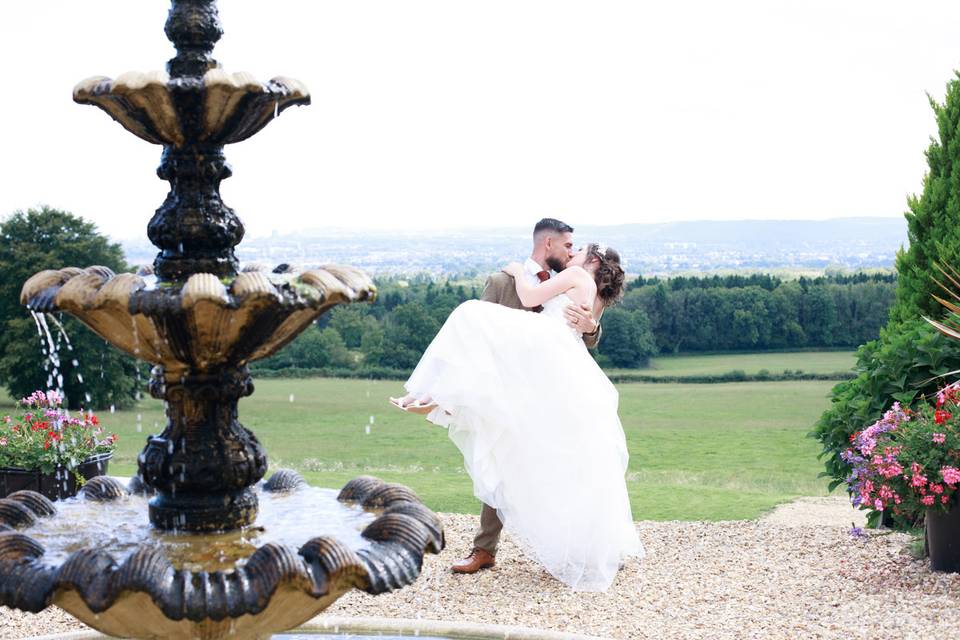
left=598, top=308, right=657, bottom=367
left=622, top=278, right=893, bottom=353
left=326, top=306, right=370, bottom=349
left=0, top=207, right=138, bottom=410
left=892, top=73, right=960, bottom=324
left=255, top=325, right=353, bottom=370
left=812, top=318, right=960, bottom=491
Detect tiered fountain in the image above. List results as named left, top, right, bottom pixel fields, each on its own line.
left=0, top=2, right=443, bottom=638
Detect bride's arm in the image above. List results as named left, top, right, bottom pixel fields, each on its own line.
left=504, top=265, right=586, bottom=308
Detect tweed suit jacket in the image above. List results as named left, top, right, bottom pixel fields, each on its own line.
left=479, top=272, right=602, bottom=349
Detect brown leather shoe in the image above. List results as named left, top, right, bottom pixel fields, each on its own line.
left=451, top=548, right=495, bottom=574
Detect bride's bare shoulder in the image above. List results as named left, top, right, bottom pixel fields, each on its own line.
left=562, top=265, right=591, bottom=281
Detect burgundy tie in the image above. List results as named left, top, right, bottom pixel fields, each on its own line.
left=533, top=270, right=549, bottom=312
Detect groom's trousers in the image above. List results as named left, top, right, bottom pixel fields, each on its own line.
left=474, top=503, right=503, bottom=555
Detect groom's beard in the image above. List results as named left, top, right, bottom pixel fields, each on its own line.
left=546, top=257, right=566, bottom=272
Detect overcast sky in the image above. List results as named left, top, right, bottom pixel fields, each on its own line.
left=2, top=1, right=960, bottom=239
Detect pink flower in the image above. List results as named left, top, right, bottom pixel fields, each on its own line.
left=0, top=437, right=6, bottom=446
left=921, top=495, right=936, bottom=506
left=874, top=498, right=885, bottom=511
left=943, top=495, right=950, bottom=505
left=933, top=433, right=947, bottom=445
left=879, top=462, right=903, bottom=479
left=931, top=483, right=945, bottom=495
left=941, top=466, right=960, bottom=485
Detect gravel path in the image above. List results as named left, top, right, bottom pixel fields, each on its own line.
left=3, top=498, right=957, bottom=640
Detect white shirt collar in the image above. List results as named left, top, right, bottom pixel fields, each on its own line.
left=524, top=258, right=545, bottom=276
left=523, top=258, right=546, bottom=285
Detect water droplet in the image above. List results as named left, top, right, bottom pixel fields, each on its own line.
left=289, top=394, right=295, bottom=403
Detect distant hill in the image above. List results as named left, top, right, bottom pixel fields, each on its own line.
left=121, top=217, right=907, bottom=276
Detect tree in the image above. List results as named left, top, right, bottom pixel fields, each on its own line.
left=328, top=305, right=369, bottom=349
left=892, top=74, right=960, bottom=324
left=256, top=325, right=354, bottom=370
left=598, top=308, right=657, bottom=368
left=0, top=207, right=137, bottom=409
left=369, top=302, right=440, bottom=369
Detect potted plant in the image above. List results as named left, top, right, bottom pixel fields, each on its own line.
left=843, top=383, right=960, bottom=571
left=0, top=390, right=117, bottom=501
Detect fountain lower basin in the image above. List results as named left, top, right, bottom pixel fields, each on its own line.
left=0, top=473, right=444, bottom=640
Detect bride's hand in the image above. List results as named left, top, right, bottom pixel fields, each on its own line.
left=502, top=262, right=524, bottom=278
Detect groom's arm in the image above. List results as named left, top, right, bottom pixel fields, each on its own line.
left=479, top=274, right=505, bottom=304
left=582, top=323, right=602, bottom=349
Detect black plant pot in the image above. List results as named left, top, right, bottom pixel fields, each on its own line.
left=0, top=452, right=112, bottom=501
left=926, top=504, right=960, bottom=572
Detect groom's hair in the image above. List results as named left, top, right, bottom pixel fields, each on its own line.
left=533, top=218, right=574, bottom=238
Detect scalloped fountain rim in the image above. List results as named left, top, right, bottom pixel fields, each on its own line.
left=0, top=473, right=444, bottom=640
left=73, top=69, right=310, bottom=146
left=20, top=265, right=376, bottom=371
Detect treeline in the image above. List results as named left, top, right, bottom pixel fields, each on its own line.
left=619, top=274, right=896, bottom=356
left=253, top=272, right=896, bottom=374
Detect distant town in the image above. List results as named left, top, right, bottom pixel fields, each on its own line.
left=120, top=217, right=907, bottom=278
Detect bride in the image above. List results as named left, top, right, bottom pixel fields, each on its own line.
left=391, top=244, right=643, bottom=591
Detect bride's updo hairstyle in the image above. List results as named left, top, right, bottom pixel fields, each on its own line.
left=586, top=244, right=625, bottom=307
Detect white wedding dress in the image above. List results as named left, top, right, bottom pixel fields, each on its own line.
left=404, top=294, right=644, bottom=591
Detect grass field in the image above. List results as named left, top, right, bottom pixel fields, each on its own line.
left=608, top=350, right=856, bottom=378
left=2, top=372, right=838, bottom=521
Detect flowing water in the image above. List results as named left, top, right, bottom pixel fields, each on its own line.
left=31, top=311, right=64, bottom=398
left=26, top=484, right=375, bottom=570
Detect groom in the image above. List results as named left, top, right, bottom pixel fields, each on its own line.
left=452, top=217, right=601, bottom=575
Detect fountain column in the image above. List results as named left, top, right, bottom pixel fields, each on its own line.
left=139, top=367, right=266, bottom=531
left=149, top=0, right=242, bottom=281
left=137, top=0, right=262, bottom=530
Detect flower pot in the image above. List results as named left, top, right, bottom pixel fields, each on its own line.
left=926, top=504, right=960, bottom=572
left=0, top=452, right=113, bottom=501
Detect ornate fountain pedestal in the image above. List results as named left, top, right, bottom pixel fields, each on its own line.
left=141, top=367, right=266, bottom=531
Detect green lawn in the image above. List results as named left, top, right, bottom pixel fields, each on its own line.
left=608, top=350, right=856, bottom=378
left=10, top=376, right=836, bottom=521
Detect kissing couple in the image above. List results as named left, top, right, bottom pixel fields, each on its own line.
left=391, top=218, right=643, bottom=591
